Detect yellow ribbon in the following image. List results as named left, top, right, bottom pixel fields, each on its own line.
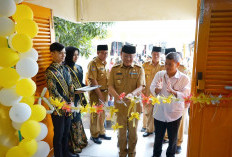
left=128, top=112, right=140, bottom=121
left=127, top=98, right=136, bottom=116
left=89, top=106, right=97, bottom=114
left=109, top=106, right=118, bottom=119
left=151, top=96, right=160, bottom=105
left=162, top=95, right=174, bottom=104
left=80, top=104, right=90, bottom=114
left=50, top=98, right=65, bottom=109
left=129, top=112, right=140, bottom=127
left=111, top=123, right=123, bottom=132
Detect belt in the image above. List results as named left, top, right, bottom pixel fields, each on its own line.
left=100, top=89, right=108, bottom=92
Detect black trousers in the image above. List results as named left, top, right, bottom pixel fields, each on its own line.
left=52, top=114, right=71, bottom=157
left=152, top=117, right=182, bottom=157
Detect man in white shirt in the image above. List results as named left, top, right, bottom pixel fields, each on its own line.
left=150, top=52, right=190, bottom=157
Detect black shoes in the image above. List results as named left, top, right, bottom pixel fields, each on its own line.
left=90, top=137, right=102, bottom=144
left=99, top=134, right=111, bottom=140
left=143, top=132, right=153, bottom=137
left=67, top=152, right=79, bottom=157
left=141, top=127, right=146, bottom=132
left=162, top=139, right=169, bottom=144
left=176, top=146, right=182, bottom=154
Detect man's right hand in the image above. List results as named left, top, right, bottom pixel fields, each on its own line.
left=155, top=78, right=163, bottom=94
left=156, top=78, right=163, bottom=90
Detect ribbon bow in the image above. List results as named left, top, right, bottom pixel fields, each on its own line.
left=111, top=123, right=123, bottom=132
left=50, top=98, right=65, bottom=109
left=62, top=104, right=71, bottom=112
left=95, top=104, right=104, bottom=114
left=119, top=92, right=126, bottom=100
left=80, top=104, right=90, bottom=114
left=151, top=96, right=161, bottom=105
left=109, top=106, right=118, bottom=119
left=128, top=112, right=140, bottom=121
left=162, top=95, right=174, bottom=104
left=141, top=94, right=151, bottom=104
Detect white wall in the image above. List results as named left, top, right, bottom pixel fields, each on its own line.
left=30, top=0, right=77, bottom=22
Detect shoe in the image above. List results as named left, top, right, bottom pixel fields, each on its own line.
left=176, top=146, right=182, bottom=154
left=143, top=132, right=153, bottom=137
left=67, top=152, right=79, bottom=157
left=141, top=127, right=146, bottom=132
left=90, top=137, right=102, bottom=144
left=162, top=139, right=169, bottom=144
left=99, top=134, right=111, bottom=140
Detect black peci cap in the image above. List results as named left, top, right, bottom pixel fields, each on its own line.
left=122, top=45, right=136, bottom=54
left=97, top=45, right=108, bottom=51
left=152, top=46, right=162, bottom=52
left=165, top=48, right=176, bottom=55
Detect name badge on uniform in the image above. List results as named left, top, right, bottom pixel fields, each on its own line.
left=116, top=73, right=122, bottom=75
left=130, top=72, right=138, bottom=75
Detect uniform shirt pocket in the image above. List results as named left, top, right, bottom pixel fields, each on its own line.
left=115, top=73, right=123, bottom=87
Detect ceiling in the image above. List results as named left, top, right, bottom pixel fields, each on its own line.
left=29, top=0, right=197, bottom=22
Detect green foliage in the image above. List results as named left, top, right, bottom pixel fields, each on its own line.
left=54, top=16, right=113, bottom=58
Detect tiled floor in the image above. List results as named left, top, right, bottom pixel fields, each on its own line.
left=79, top=113, right=188, bottom=157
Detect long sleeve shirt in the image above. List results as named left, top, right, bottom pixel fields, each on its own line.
left=45, top=62, right=74, bottom=115
left=150, top=70, right=190, bottom=122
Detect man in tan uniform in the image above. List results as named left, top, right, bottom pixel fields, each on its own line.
left=87, top=45, right=111, bottom=144
left=163, top=49, right=189, bottom=154
left=109, top=45, right=145, bottom=157
left=142, top=46, right=165, bottom=137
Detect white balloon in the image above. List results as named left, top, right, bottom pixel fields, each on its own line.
left=12, top=121, right=23, bottom=130
left=16, top=58, right=39, bottom=78
left=0, top=0, right=16, bottom=17
left=32, top=141, right=50, bottom=157
left=36, top=123, right=48, bottom=141
left=9, top=103, right=31, bottom=123
left=0, top=88, right=22, bottom=106
left=0, top=17, right=15, bottom=37
left=20, top=48, right=39, bottom=61
left=14, top=0, right=23, bottom=4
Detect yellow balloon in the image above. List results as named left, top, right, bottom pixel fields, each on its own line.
left=30, top=105, right=47, bottom=121
left=19, top=139, right=38, bottom=156
left=0, top=48, right=19, bottom=67
left=20, top=120, right=41, bottom=139
left=12, top=5, right=33, bottom=22
left=16, top=78, right=36, bottom=97
left=0, top=36, right=8, bottom=47
left=0, top=68, right=20, bottom=88
left=0, top=105, right=19, bottom=149
left=5, top=146, right=25, bottom=157
left=20, top=96, right=35, bottom=106
left=16, top=19, right=38, bottom=38
left=11, top=34, right=32, bottom=53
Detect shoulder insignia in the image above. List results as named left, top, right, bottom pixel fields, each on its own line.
left=134, top=64, right=142, bottom=68
left=112, top=64, right=121, bottom=68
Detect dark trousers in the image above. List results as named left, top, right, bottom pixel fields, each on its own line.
left=152, top=117, right=182, bottom=157
left=52, top=114, right=71, bottom=157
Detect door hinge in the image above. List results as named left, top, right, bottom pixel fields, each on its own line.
left=200, top=0, right=205, bottom=24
